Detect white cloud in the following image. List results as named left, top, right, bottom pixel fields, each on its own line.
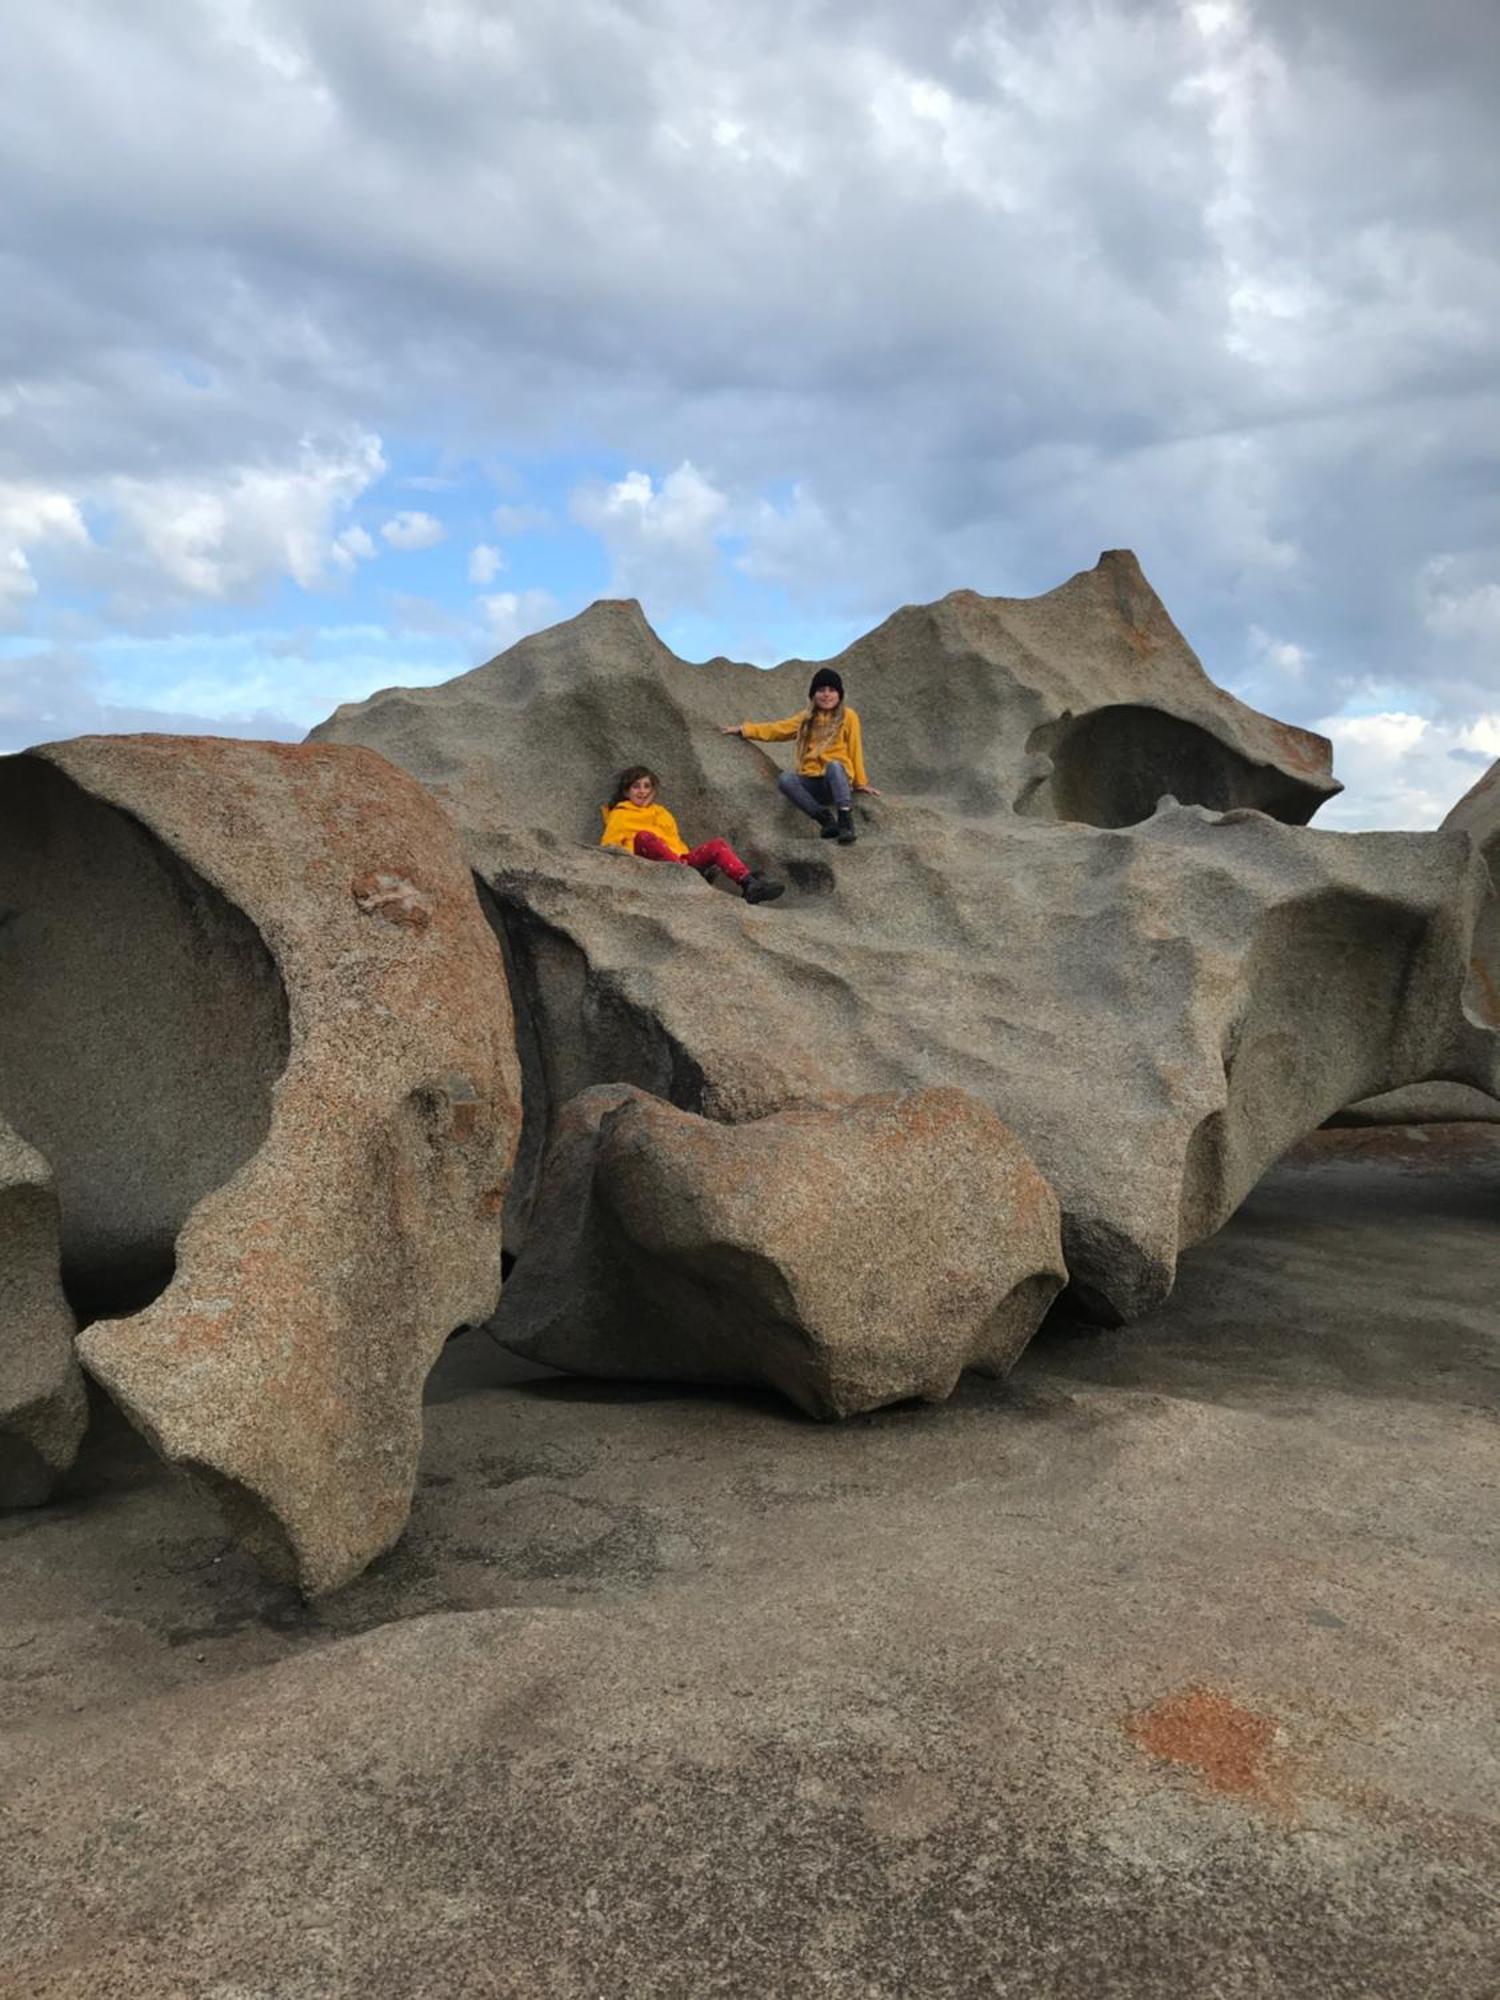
left=570, top=461, right=730, bottom=603
left=108, top=432, right=386, bottom=600
left=1247, top=627, right=1309, bottom=679
left=380, top=510, right=446, bottom=552
left=1315, top=709, right=1500, bottom=831
left=0, top=485, right=90, bottom=624
left=0, top=1, right=1496, bottom=800
left=468, top=542, right=504, bottom=584
left=478, top=589, right=560, bottom=652
left=331, top=524, right=377, bottom=571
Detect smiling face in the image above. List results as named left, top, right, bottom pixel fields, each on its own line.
left=627, top=774, right=656, bottom=806
left=812, top=686, right=841, bottom=713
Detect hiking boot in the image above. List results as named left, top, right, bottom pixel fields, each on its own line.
left=835, top=809, right=857, bottom=845
left=817, top=810, right=840, bottom=838
left=742, top=872, right=786, bottom=905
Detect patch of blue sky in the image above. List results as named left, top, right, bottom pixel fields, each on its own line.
left=90, top=622, right=469, bottom=730
left=159, top=351, right=216, bottom=391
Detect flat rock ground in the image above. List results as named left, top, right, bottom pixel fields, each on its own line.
left=2, top=1129, right=1497, bottom=1999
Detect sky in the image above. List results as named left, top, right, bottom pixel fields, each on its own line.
left=1, top=0, right=1496, bottom=828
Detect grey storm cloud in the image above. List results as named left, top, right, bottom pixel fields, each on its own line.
left=1, top=0, right=1496, bottom=776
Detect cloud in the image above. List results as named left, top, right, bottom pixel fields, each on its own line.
left=1313, top=709, right=1500, bottom=831
left=468, top=542, right=503, bottom=584
left=1, top=1, right=1495, bottom=824
left=0, top=486, right=90, bottom=624
left=477, top=589, right=560, bottom=653
left=380, top=510, right=446, bottom=551
left=570, top=462, right=730, bottom=603
left=331, top=524, right=377, bottom=571
left=104, top=432, right=387, bottom=601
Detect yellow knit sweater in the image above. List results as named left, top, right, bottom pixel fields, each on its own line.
left=599, top=800, right=689, bottom=857
left=740, top=706, right=868, bottom=787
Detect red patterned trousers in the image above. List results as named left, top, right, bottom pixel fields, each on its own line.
left=632, top=829, right=750, bottom=885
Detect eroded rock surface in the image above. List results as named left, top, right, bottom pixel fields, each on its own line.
left=0, top=736, right=521, bottom=1592
left=1336, top=753, right=1500, bottom=1129
left=0, top=1123, right=84, bottom=1507
left=313, top=554, right=1500, bottom=1329
left=497, top=1085, right=1066, bottom=1415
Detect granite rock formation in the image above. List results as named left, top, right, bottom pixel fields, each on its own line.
left=0, top=736, right=521, bottom=1592
left=312, top=553, right=1500, bottom=1334
left=0, top=1122, right=85, bottom=1508
left=498, top=1084, right=1066, bottom=1416
left=1335, top=752, right=1500, bottom=1128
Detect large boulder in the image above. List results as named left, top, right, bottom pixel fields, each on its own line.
left=497, top=1084, right=1066, bottom=1416
left=0, top=1122, right=85, bottom=1507
left=0, top=737, right=521, bottom=1592
left=1443, top=755, right=1500, bottom=1024
left=311, top=555, right=1500, bottom=1329
left=1333, top=754, right=1500, bottom=1129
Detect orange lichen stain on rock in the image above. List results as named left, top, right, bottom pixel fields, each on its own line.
left=1125, top=1685, right=1287, bottom=1806
left=1291, top=1122, right=1499, bottom=1171
left=1123, top=620, right=1160, bottom=659
left=352, top=870, right=434, bottom=928
left=1467, top=953, right=1500, bottom=1027
left=1267, top=716, right=1335, bottom=777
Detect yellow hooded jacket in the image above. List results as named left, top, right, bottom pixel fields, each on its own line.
left=740, top=706, right=868, bottom=787
left=599, top=799, right=689, bottom=857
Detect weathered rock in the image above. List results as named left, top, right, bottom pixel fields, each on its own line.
left=311, top=554, right=1500, bottom=1328
left=1335, top=754, right=1500, bottom=1129
left=1329, top=1082, right=1500, bottom=1127
left=0, top=1123, right=84, bottom=1507
left=497, top=1084, right=1066, bottom=1416
left=0, top=737, right=521, bottom=1592
left=1444, top=756, right=1500, bottom=1025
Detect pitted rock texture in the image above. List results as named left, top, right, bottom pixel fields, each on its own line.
left=0, top=736, right=521, bottom=1593
left=312, top=555, right=1500, bottom=1329
left=496, top=1084, right=1066, bottom=1416
left=0, top=1123, right=84, bottom=1508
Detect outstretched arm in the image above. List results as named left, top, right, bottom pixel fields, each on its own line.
left=733, top=714, right=803, bottom=743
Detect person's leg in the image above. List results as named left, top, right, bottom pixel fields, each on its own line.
left=777, top=768, right=831, bottom=821
left=821, top=761, right=852, bottom=811
left=823, top=760, right=857, bottom=843
left=683, top=837, right=750, bottom=886
left=631, top=830, right=686, bottom=864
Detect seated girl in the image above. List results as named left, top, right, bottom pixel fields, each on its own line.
left=721, top=667, right=879, bottom=844
left=600, top=766, right=785, bottom=904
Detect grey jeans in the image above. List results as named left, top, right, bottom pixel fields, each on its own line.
left=778, top=762, right=851, bottom=819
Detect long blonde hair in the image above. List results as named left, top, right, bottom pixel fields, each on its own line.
left=795, top=696, right=843, bottom=765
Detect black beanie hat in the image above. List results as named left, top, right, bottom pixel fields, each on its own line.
left=808, top=667, right=844, bottom=700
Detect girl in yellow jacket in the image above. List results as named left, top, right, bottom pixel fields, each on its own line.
left=722, top=667, right=879, bottom=844
left=600, top=766, right=785, bottom=904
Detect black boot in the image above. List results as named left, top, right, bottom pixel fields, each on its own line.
left=817, top=809, right=840, bottom=838
left=742, top=872, right=785, bottom=904
left=835, top=808, right=857, bottom=845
